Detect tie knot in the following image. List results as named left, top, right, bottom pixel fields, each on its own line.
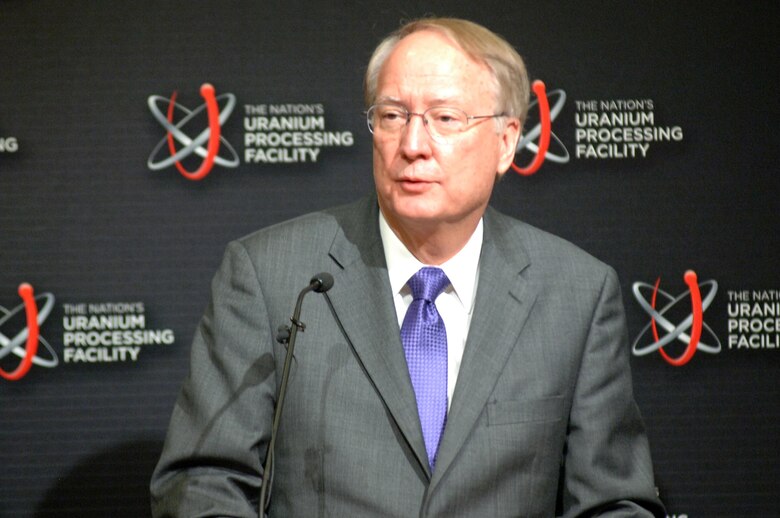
left=408, top=267, right=450, bottom=302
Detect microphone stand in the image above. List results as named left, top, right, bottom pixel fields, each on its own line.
left=259, top=273, right=333, bottom=516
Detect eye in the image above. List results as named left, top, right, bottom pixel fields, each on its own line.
left=429, top=108, right=465, bottom=127
left=377, top=106, right=406, bottom=123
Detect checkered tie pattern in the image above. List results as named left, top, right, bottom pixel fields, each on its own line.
left=400, top=266, right=450, bottom=470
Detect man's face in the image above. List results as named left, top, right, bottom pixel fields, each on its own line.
left=372, top=30, right=520, bottom=236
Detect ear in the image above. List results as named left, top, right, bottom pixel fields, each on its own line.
left=496, top=117, right=521, bottom=177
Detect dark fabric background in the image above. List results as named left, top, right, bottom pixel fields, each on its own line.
left=1, top=2, right=777, bottom=516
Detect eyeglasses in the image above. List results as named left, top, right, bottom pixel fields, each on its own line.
left=365, top=104, right=505, bottom=143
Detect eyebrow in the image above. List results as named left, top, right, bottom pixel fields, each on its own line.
left=374, top=96, right=463, bottom=108
left=374, top=96, right=403, bottom=105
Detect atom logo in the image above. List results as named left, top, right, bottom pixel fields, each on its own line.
left=1, top=283, right=58, bottom=381
left=147, top=83, right=239, bottom=181
left=632, top=270, right=721, bottom=366
left=512, top=80, right=570, bottom=176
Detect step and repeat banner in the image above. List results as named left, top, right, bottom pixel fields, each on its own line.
left=1, top=2, right=777, bottom=516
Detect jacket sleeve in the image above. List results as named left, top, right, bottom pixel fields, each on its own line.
left=150, top=240, right=276, bottom=517
left=560, top=266, right=666, bottom=517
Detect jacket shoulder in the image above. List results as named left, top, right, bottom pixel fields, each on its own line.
left=236, top=195, right=373, bottom=251
left=485, top=206, right=615, bottom=280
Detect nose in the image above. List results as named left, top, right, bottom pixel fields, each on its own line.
left=400, top=112, right=433, bottom=158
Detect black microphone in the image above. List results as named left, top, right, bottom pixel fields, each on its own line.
left=259, top=272, right=334, bottom=516
left=310, top=272, right=334, bottom=293
left=275, top=273, right=334, bottom=344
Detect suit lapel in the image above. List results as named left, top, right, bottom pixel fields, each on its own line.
left=431, top=208, right=537, bottom=485
left=323, top=196, right=431, bottom=476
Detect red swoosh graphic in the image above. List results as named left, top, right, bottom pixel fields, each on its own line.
left=652, top=271, right=703, bottom=367
left=512, top=80, right=550, bottom=176
left=0, top=283, right=39, bottom=381
left=166, top=83, right=221, bottom=181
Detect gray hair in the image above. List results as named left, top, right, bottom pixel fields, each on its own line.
left=364, top=18, right=530, bottom=126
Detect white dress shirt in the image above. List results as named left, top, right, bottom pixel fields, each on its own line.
left=379, top=211, right=482, bottom=409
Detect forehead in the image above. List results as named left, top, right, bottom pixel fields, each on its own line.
left=376, top=30, right=495, bottom=105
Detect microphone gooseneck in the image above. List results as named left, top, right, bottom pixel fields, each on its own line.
left=259, top=272, right=334, bottom=515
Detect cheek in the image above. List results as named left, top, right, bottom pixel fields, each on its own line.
left=373, top=142, right=397, bottom=177
left=444, top=145, right=500, bottom=198
left=372, top=148, right=398, bottom=197
left=443, top=142, right=493, bottom=179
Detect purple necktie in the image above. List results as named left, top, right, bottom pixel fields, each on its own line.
left=401, top=267, right=449, bottom=470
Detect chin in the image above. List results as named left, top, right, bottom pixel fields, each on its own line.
left=392, top=201, right=446, bottom=223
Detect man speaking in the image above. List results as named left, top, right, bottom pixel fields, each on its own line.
left=151, top=17, right=665, bottom=517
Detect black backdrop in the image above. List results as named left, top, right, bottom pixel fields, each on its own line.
left=1, top=2, right=778, bottom=516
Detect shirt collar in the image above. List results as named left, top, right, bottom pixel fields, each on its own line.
left=379, top=209, right=482, bottom=314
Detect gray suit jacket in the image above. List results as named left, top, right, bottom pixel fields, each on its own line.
left=151, top=194, right=664, bottom=517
